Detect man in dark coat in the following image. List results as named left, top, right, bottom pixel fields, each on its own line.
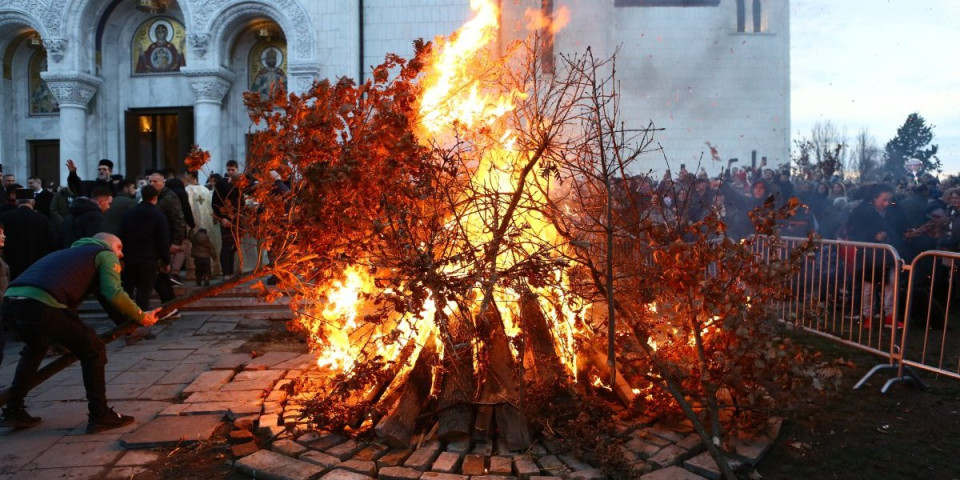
left=0, top=188, right=57, bottom=280
left=104, top=180, right=138, bottom=234
left=66, top=158, right=119, bottom=198
left=0, top=233, right=159, bottom=431
left=213, top=161, right=244, bottom=277
left=148, top=173, right=186, bottom=298
left=119, top=185, right=170, bottom=309
left=59, top=187, right=113, bottom=248
left=27, top=176, right=54, bottom=219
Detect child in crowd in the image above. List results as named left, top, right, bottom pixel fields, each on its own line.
left=191, top=228, right=214, bottom=286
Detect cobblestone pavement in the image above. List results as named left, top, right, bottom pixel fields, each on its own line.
left=0, top=290, right=775, bottom=480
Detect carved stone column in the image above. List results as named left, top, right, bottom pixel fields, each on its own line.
left=41, top=72, right=101, bottom=183
left=184, top=69, right=233, bottom=177
left=288, top=63, right=320, bottom=95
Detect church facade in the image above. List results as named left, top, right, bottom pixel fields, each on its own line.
left=0, top=0, right=788, bottom=186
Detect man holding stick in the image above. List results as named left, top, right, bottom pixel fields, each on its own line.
left=0, top=233, right=159, bottom=432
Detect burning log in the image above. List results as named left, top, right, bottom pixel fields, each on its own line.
left=520, top=290, right=565, bottom=386
left=348, top=336, right=419, bottom=428
left=583, top=344, right=636, bottom=406
left=477, top=305, right=531, bottom=451
left=437, top=312, right=476, bottom=443
left=375, top=333, right=438, bottom=448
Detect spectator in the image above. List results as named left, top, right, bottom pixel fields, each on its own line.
left=2, top=173, right=16, bottom=189
left=103, top=179, right=138, bottom=234
left=119, top=185, right=170, bottom=309
left=49, top=185, right=76, bottom=232
left=27, top=176, right=53, bottom=219
left=191, top=228, right=214, bottom=286
left=0, top=188, right=57, bottom=280
left=149, top=172, right=186, bottom=298
left=0, top=221, right=10, bottom=367
left=66, top=159, right=119, bottom=197
left=213, top=161, right=244, bottom=278
left=59, top=187, right=113, bottom=248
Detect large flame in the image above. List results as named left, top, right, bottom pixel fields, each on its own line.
left=297, top=0, right=583, bottom=383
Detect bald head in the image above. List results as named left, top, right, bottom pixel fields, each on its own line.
left=93, top=232, right=123, bottom=259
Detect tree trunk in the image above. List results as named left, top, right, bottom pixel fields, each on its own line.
left=375, top=333, right=438, bottom=448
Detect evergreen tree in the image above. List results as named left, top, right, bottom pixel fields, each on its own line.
left=884, top=113, right=939, bottom=175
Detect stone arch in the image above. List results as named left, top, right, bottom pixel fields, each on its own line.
left=58, top=0, right=194, bottom=72
left=203, top=0, right=315, bottom=65
left=0, top=9, right=51, bottom=44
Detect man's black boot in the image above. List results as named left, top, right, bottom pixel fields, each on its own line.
left=86, top=408, right=134, bottom=433
left=1, top=406, right=42, bottom=429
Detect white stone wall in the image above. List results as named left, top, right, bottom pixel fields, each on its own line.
left=0, top=0, right=789, bottom=182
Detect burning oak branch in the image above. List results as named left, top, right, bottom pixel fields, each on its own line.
left=224, top=1, right=824, bottom=477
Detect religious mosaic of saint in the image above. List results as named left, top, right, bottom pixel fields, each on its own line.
left=132, top=17, right=186, bottom=74
left=249, top=42, right=287, bottom=98
left=29, top=50, right=58, bottom=115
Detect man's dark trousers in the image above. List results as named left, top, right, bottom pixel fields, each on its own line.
left=2, top=297, right=110, bottom=416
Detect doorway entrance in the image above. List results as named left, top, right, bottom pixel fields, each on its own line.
left=29, top=139, right=60, bottom=188
left=124, top=108, right=194, bottom=178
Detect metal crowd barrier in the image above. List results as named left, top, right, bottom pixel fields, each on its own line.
left=750, top=236, right=927, bottom=392
left=898, top=251, right=960, bottom=385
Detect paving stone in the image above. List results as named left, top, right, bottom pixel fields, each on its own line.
left=337, top=459, right=377, bottom=476
left=514, top=457, right=540, bottom=480
left=646, top=426, right=687, bottom=443
left=727, top=436, right=772, bottom=466
left=273, top=438, right=309, bottom=457
left=419, top=473, right=468, bottom=480
left=327, top=439, right=363, bottom=461
left=198, top=320, right=239, bottom=335
left=377, top=466, right=422, bottom=480
left=632, top=429, right=671, bottom=447
left=137, top=383, right=185, bottom=401
left=624, top=437, right=662, bottom=459
left=526, top=444, right=547, bottom=457
left=461, top=454, right=486, bottom=475
left=182, top=401, right=261, bottom=418
left=567, top=469, right=605, bottom=479
left=471, top=476, right=516, bottom=480
left=677, top=433, right=705, bottom=452
left=489, top=456, right=512, bottom=475
left=377, top=449, right=413, bottom=469
left=230, top=429, right=256, bottom=444
left=536, top=455, right=569, bottom=477
left=638, top=465, right=708, bottom=480
left=631, top=461, right=653, bottom=474
left=221, top=369, right=285, bottom=391
left=528, top=477, right=562, bottom=480
left=232, top=442, right=261, bottom=458
left=235, top=417, right=256, bottom=430
left=245, top=351, right=302, bottom=370
left=446, top=438, right=472, bottom=453
left=266, top=388, right=289, bottom=403
left=212, top=353, right=252, bottom=370
left=115, top=450, right=160, bottom=466
left=184, top=389, right=264, bottom=403
left=354, top=443, right=390, bottom=461
left=471, top=441, right=493, bottom=456
left=273, top=353, right=317, bottom=370
left=403, top=443, right=441, bottom=471
left=648, top=445, right=687, bottom=468
left=300, top=450, right=341, bottom=469
left=431, top=451, right=461, bottom=473
left=683, top=451, right=743, bottom=480
left=183, top=370, right=235, bottom=393
left=236, top=450, right=326, bottom=480
left=320, top=469, right=375, bottom=480
left=104, top=466, right=153, bottom=479
left=557, top=455, right=591, bottom=472
left=302, top=431, right=348, bottom=451
left=158, top=403, right=189, bottom=416
left=120, top=414, right=223, bottom=448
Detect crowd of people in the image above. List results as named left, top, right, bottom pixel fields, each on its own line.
left=0, top=158, right=246, bottom=433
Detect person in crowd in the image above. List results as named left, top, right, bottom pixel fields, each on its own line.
left=213, top=161, right=244, bottom=278
left=66, top=159, right=119, bottom=198
left=103, top=179, right=138, bottom=234
left=0, top=221, right=10, bottom=367
left=27, top=176, right=53, bottom=219
left=162, top=170, right=195, bottom=283
left=149, top=173, right=186, bottom=298
left=0, top=184, right=21, bottom=215
left=0, top=188, right=57, bottom=280
left=720, top=179, right=772, bottom=241
left=118, top=185, right=170, bottom=310
left=191, top=228, right=214, bottom=286
left=59, top=187, right=113, bottom=248
left=50, top=185, right=76, bottom=232
left=2, top=173, right=16, bottom=189
left=828, top=182, right=848, bottom=204
left=0, top=233, right=159, bottom=431
left=846, top=183, right=908, bottom=327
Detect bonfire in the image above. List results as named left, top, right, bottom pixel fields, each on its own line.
left=222, top=1, right=819, bottom=478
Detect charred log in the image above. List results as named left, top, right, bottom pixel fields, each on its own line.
left=375, top=334, right=438, bottom=448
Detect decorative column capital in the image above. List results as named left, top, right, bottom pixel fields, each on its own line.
left=40, top=72, right=101, bottom=108
left=44, top=38, right=68, bottom=63
left=287, top=63, right=320, bottom=94
left=183, top=68, right=235, bottom=104
left=187, top=33, right=211, bottom=59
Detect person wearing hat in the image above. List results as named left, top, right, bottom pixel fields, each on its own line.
left=66, top=158, right=119, bottom=198
left=0, top=188, right=57, bottom=280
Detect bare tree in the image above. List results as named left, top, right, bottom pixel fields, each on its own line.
left=851, top=128, right=881, bottom=181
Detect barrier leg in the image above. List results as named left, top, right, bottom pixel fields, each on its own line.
left=853, top=361, right=929, bottom=392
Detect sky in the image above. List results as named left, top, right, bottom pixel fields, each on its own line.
left=790, top=1, right=960, bottom=176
